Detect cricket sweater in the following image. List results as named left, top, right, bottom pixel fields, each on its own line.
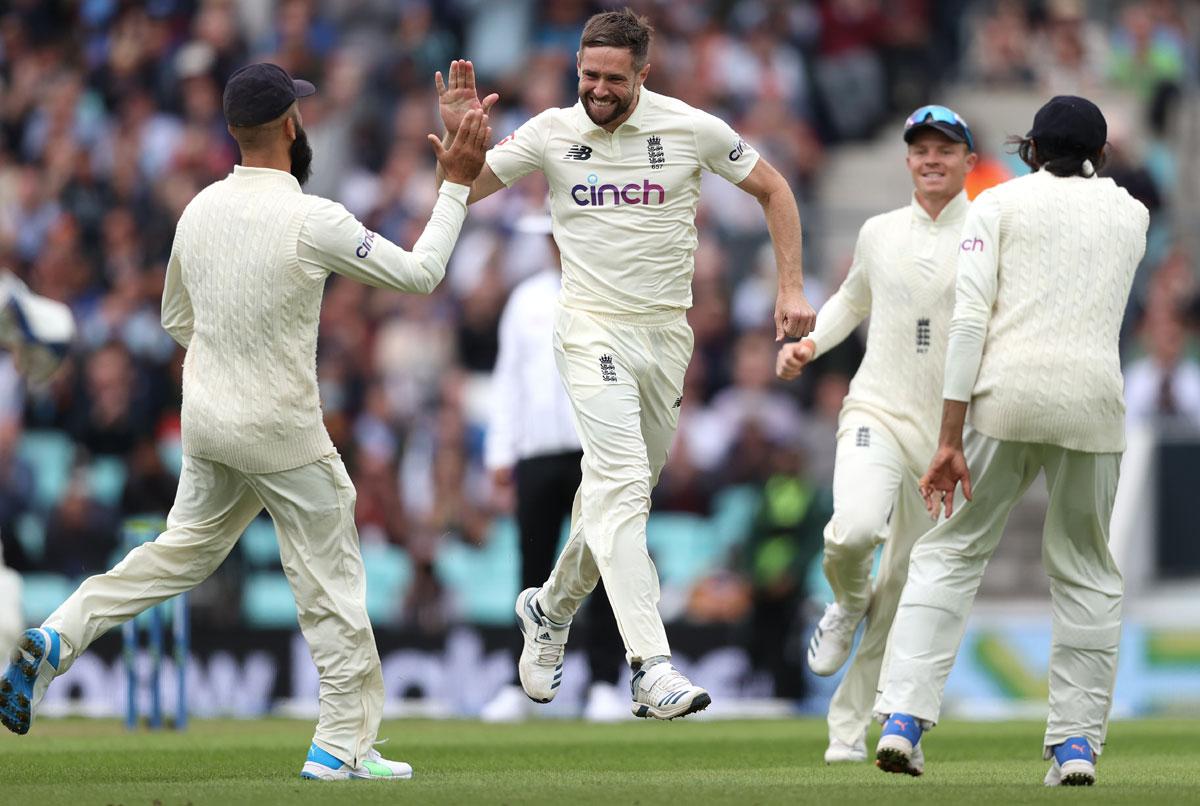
left=161, top=165, right=470, bottom=473
left=943, top=169, right=1148, bottom=453
left=807, top=191, right=969, bottom=472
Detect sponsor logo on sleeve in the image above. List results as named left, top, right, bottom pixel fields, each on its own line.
left=728, top=137, right=749, bottom=161
left=356, top=229, right=377, bottom=259
left=496, top=132, right=516, bottom=147
left=960, top=237, right=984, bottom=252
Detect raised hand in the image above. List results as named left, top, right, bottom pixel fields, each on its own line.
left=776, top=339, right=815, bottom=381
left=427, top=108, right=491, bottom=185
left=435, top=60, right=499, bottom=137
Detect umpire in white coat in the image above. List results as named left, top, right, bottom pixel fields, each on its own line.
left=482, top=215, right=623, bottom=722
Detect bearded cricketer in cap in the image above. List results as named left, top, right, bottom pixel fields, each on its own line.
left=0, top=62, right=491, bottom=782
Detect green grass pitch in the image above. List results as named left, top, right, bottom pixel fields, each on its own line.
left=1, top=718, right=1197, bottom=805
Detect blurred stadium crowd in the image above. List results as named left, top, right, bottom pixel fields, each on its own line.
left=0, top=0, right=1196, bottom=674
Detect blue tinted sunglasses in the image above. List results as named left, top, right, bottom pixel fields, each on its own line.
left=905, top=105, right=975, bottom=152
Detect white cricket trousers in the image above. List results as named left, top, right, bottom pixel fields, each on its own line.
left=44, top=453, right=383, bottom=766
left=875, top=428, right=1123, bottom=754
left=540, top=305, right=691, bottom=664
left=823, top=421, right=931, bottom=747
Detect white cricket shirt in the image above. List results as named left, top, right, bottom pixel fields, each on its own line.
left=485, top=88, right=759, bottom=315
left=806, top=191, right=969, bottom=471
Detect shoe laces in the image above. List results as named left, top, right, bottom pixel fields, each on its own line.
left=648, top=666, right=691, bottom=696
left=532, top=640, right=564, bottom=666
left=819, top=603, right=860, bottom=636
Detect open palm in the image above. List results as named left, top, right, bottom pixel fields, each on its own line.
left=435, top=60, right=499, bottom=136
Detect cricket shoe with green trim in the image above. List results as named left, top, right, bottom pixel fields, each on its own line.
left=299, top=743, right=413, bottom=781
left=0, top=627, right=61, bottom=735
left=630, top=662, right=711, bottom=720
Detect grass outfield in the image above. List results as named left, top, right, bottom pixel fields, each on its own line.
left=1, top=718, right=1197, bottom=805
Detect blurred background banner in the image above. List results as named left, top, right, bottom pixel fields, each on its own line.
left=1, top=0, right=1198, bottom=718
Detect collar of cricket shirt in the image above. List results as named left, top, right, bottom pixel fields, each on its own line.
left=910, top=188, right=969, bottom=225
left=572, top=87, right=652, bottom=138
left=231, top=164, right=302, bottom=191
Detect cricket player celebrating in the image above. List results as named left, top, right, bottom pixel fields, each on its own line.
left=436, top=8, right=816, bottom=718
left=0, top=63, right=491, bottom=782
left=776, top=105, right=977, bottom=770
left=874, top=96, right=1148, bottom=787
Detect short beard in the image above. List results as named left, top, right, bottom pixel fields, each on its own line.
left=580, top=89, right=634, bottom=126
left=289, top=125, right=313, bottom=186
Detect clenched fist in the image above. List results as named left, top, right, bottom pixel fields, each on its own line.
left=776, top=338, right=816, bottom=381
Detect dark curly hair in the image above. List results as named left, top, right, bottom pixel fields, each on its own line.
left=1006, top=134, right=1108, bottom=177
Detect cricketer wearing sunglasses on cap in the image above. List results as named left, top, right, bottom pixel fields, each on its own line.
left=775, top=104, right=976, bottom=772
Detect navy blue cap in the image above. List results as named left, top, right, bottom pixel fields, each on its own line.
left=222, top=63, right=316, bottom=127
left=1027, top=95, right=1107, bottom=154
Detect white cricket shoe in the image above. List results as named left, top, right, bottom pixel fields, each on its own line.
left=514, top=587, right=570, bottom=703
left=300, top=743, right=413, bottom=781
left=824, top=737, right=868, bottom=763
left=480, top=684, right=534, bottom=722
left=353, top=748, right=414, bottom=780
left=630, top=663, right=711, bottom=720
left=583, top=681, right=627, bottom=723
left=808, top=602, right=864, bottom=676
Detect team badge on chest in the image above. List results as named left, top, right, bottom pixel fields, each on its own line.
left=646, top=135, right=665, bottom=169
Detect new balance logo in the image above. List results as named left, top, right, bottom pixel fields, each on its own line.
left=916, top=318, right=931, bottom=354
left=599, top=354, right=617, bottom=383
left=563, top=144, right=592, bottom=161
left=856, top=426, right=870, bottom=448
left=673, top=396, right=682, bottom=408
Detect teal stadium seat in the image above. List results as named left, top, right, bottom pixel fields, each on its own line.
left=242, top=572, right=298, bottom=628
left=15, top=512, right=46, bottom=563
left=18, top=430, right=75, bottom=511
left=88, top=455, right=128, bottom=506
left=240, top=517, right=280, bottom=567
left=434, top=518, right=520, bottom=625
left=361, top=542, right=412, bottom=626
left=710, top=485, right=761, bottom=553
left=157, top=437, right=183, bottom=477
left=20, top=573, right=74, bottom=623
left=645, top=513, right=723, bottom=589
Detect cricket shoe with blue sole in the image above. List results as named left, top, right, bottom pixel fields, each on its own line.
left=1044, top=737, right=1095, bottom=786
left=515, top=587, right=570, bottom=703
left=0, top=627, right=61, bottom=735
left=631, top=662, right=711, bottom=720
left=876, top=712, right=926, bottom=776
left=300, top=743, right=413, bottom=781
